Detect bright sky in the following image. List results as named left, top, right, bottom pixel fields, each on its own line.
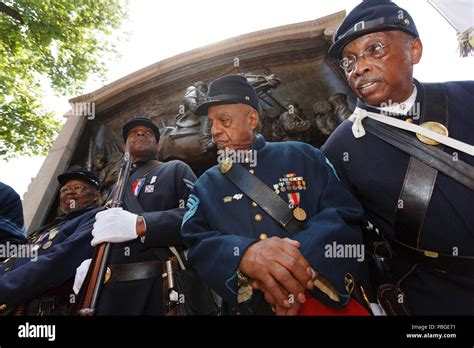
left=0, top=0, right=473, bottom=197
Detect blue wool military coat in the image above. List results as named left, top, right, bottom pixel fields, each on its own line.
left=0, top=182, right=26, bottom=244
left=0, top=207, right=100, bottom=314
left=322, top=80, right=474, bottom=315
left=181, top=135, right=365, bottom=314
left=97, top=158, right=197, bottom=315
left=0, top=159, right=196, bottom=315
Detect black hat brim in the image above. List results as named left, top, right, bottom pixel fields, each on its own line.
left=328, top=25, right=414, bottom=59
left=58, top=172, right=100, bottom=190
left=122, top=119, right=160, bottom=142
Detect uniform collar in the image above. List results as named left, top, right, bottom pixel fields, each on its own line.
left=373, top=85, right=417, bottom=115
left=33, top=206, right=99, bottom=236
left=251, top=134, right=266, bottom=151
left=55, top=206, right=99, bottom=223
left=132, top=155, right=158, bottom=170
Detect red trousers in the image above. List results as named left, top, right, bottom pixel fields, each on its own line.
left=298, top=293, right=370, bottom=316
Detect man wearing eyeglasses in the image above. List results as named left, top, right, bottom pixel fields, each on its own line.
left=322, top=0, right=474, bottom=315
left=0, top=170, right=102, bottom=315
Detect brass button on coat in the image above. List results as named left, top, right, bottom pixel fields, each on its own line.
left=219, top=158, right=233, bottom=173
left=416, top=121, right=449, bottom=145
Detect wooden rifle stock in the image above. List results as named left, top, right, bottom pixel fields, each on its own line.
left=75, top=150, right=132, bottom=315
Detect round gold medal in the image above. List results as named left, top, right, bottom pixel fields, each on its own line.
left=293, top=207, right=307, bottom=221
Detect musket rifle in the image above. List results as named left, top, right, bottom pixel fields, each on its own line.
left=75, top=144, right=132, bottom=315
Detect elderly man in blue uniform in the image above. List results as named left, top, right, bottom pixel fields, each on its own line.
left=74, top=117, right=198, bottom=315
left=323, top=0, right=474, bottom=315
left=181, top=75, right=371, bottom=315
left=0, top=182, right=26, bottom=246
left=0, top=170, right=102, bottom=315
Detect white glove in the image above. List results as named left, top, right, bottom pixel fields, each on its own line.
left=73, top=258, right=91, bottom=295
left=91, top=207, right=138, bottom=246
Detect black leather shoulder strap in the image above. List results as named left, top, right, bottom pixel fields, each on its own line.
left=363, top=120, right=474, bottom=190
left=393, top=83, right=448, bottom=248
left=222, top=163, right=305, bottom=235
left=393, top=157, right=437, bottom=248
left=129, top=160, right=162, bottom=190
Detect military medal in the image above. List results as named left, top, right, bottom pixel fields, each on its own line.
left=144, top=185, right=155, bottom=193
left=41, top=226, right=62, bottom=250
left=38, top=232, right=49, bottom=243
left=279, top=173, right=307, bottom=192
left=132, top=178, right=146, bottom=197
left=288, top=192, right=307, bottom=221
left=150, top=175, right=157, bottom=184
left=416, top=121, right=449, bottom=145
left=48, top=228, right=59, bottom=240
left=293, top=207, right=307, bottom=221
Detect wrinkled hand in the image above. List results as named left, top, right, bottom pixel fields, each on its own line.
left=91, top=208, right=138, bottom=246
left=275, top=302, right=302, bottom=316
left=239, top=237, right=313, bottom=309
left=73, top=258, right=91, bottom=295
left=250, top=279, right=302, bottom=316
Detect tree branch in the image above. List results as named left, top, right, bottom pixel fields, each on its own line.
left=0, top=2, right=24, bottom=24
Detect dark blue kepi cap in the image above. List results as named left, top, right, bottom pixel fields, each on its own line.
left=329, top=0, right=419, bottom=59
left=195, top=75, right=260, bottom=116
left=122, top=116, right=160, bottom=142
left=58, top=170, right=101, bottom=190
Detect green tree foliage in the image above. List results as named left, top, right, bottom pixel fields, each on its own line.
left=0, top=0, right=127, bottom=159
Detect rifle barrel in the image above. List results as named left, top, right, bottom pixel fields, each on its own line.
left=78, top=150, right=131, bottom=315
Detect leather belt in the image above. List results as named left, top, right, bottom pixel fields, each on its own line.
left=107, top=260, right=162, bottom=283
left=392, top=241, right=474, bottom=277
